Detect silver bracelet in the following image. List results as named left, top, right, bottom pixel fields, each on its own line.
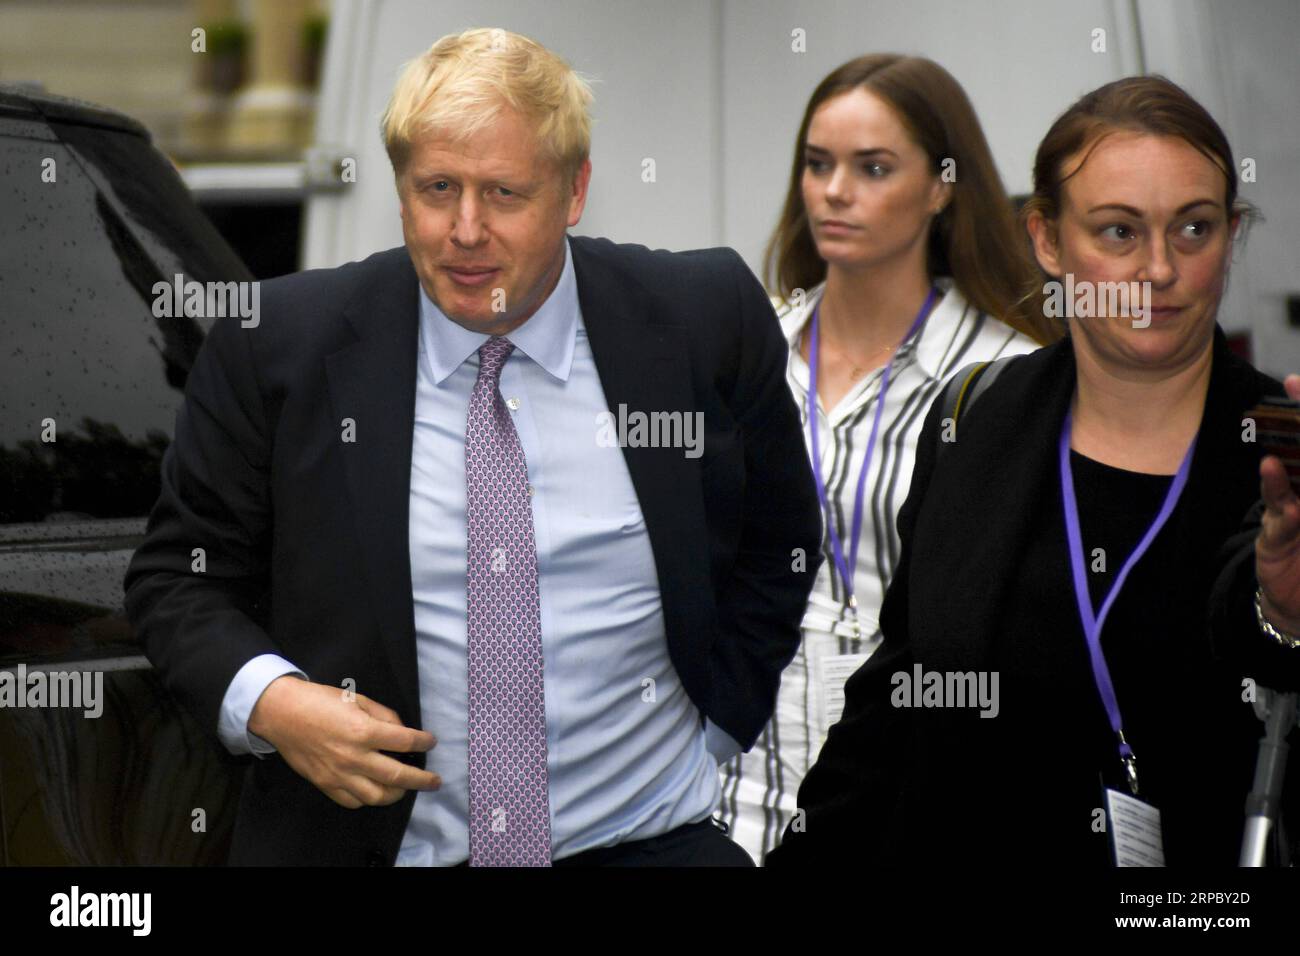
left=1254, top=587, right=1300, bottom=649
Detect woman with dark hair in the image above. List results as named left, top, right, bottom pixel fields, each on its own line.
left=716, top=54, right=1055, bottom=864
left=767, top=74, right=1298, bottom=868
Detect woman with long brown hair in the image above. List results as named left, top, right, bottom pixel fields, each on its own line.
left=716, top=54, right=1056, bottom=863
left=768, top=74, right=1294, bottom=868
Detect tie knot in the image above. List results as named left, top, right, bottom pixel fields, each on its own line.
left=477, top=336, right=515, bottom=382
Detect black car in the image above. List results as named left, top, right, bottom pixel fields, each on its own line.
left=0, top=85, right=251, bottom=865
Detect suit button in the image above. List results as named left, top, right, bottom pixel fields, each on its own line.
left=366, top=850, right=386, bottom=867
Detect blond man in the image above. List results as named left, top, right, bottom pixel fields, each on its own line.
left=125, top=28, right=819, bottom=866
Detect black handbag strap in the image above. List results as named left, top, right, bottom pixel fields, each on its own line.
left=936, top=354, right=1019, bottom=458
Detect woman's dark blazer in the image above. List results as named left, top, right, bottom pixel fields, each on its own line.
left=768, top=324, right=1288, bottom=867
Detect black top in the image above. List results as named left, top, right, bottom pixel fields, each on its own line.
left=1071, top=450, right=1173, bottom=609
left=982, top=449, right=1266, bottom=865
left=769, top=327, right=1299, bottom=869
left=995, top=451, right=1258, bottom=865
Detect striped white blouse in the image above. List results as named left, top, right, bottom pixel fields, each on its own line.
left=716, top=277, right=1040, bottom=863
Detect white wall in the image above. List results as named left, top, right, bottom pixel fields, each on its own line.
left=306, top=0, right=1299, bottom=373
left=1139, top=0, right=1300, bottom=374
left=719, top=0, right=1141, bottom=274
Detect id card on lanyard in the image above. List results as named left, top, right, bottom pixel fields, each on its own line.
left=1059, top=408, right=1196, bottom=866
left=805, top=287, right=937, bottom=640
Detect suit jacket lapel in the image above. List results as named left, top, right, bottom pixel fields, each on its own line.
left=570, top=236, right=714, bottom=670
left=324, top=251, right=423, bottom=725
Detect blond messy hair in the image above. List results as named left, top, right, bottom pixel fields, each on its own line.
left=381, top=27, right=595, bottom=182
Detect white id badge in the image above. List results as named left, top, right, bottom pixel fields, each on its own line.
left=819, top=653, right=870, bottom=732
left=1104, top=788, right=1166, bottom=867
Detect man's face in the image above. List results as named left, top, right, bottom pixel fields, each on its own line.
left=397, top=106, right=591, bottom=336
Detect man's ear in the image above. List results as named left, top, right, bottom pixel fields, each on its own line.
left=1025, top=209, right=1062, bottom=278
left=566, top=158, right=592, bottom=228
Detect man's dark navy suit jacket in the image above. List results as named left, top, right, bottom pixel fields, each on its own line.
left=124, top=234, right=822, bottom=865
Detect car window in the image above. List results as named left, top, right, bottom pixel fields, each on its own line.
left=0, top=112, right=250, bottom=667
left=0, top=121, right=238, bottom=524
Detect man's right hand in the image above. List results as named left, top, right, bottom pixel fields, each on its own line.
left=248, top=675, right=440, bottom=809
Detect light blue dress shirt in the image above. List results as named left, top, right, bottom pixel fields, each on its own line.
left=218, top=236, right=739, bottom=864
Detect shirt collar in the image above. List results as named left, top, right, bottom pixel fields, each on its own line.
left=419, top=235, right=579, bottom=385
left=780, top=276, right=966, bottom=384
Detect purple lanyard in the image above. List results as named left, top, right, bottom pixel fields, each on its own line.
left=1058, top=408, right=1196, bottom=796
left=806, top=287, right=937, bottom=632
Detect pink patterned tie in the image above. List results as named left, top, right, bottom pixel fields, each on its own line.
left=465, top=336, right=552, bottom=866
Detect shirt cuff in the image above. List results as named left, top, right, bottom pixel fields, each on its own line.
left=218, top=654, right=309, bottom=757
left=704, top=718, right=743, bottom=765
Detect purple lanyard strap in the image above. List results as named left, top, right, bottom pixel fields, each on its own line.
left=1059, top=407, right=1196, bottom=796
left=806, top=287, right=937, bottom=627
